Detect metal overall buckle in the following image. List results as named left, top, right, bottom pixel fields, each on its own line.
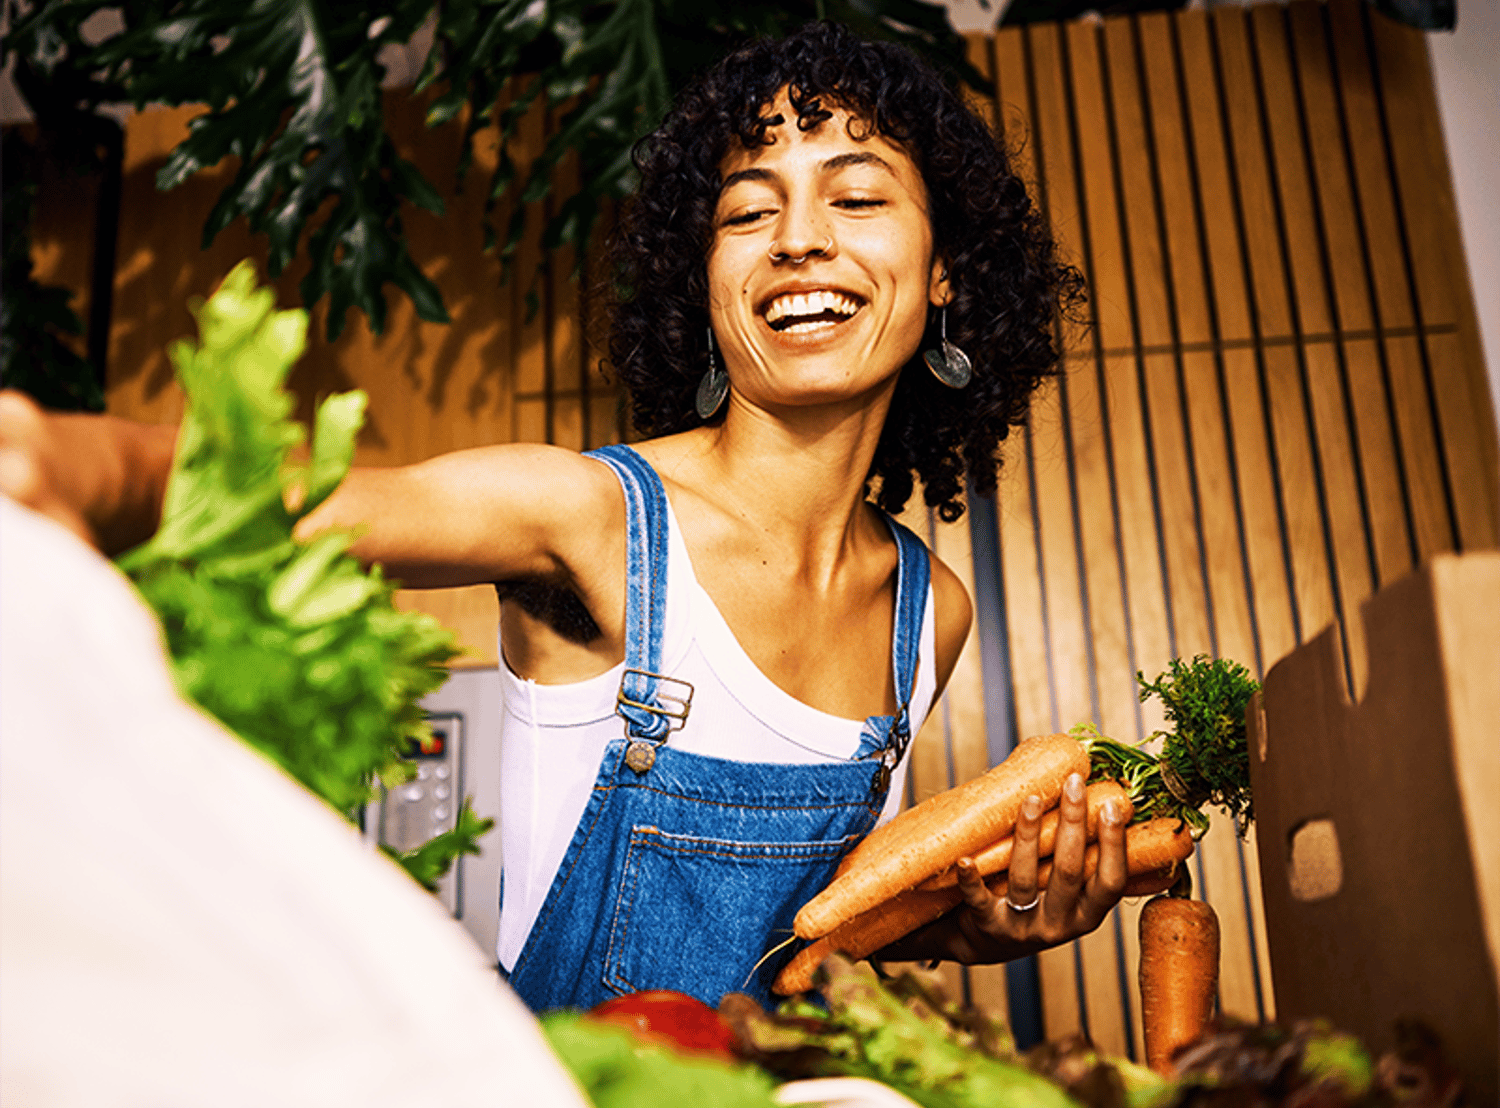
left=616, top=668, right=694, bottom=774
left=867, top=704, right=912, bottom=798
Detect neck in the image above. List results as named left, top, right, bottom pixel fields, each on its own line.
left=676, top=383, right=899, bottom=580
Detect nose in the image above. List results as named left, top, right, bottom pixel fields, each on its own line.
left=768, top=200, right=836, bottom=265
left=769, top=236, right=835, bottom=265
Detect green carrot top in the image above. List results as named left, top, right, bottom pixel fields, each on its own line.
left=1076, top=655, right=1260, bottom=838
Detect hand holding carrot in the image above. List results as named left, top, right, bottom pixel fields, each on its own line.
left=776, top=662, right=1257, bottom=993
left=874, top=771, right=1132, bottom=965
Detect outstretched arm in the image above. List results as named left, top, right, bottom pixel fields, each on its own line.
left=0, top=390, right=626, bottom=615
left=294, top=442, right=624, bottom=596
left=0, top=391, right=176, bottom=554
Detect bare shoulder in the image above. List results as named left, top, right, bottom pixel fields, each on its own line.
left=306, top=442, right=626, bottom=591
left=928, top=550, right=973, bottom=695
left=397, top=441, right=621, bottom=517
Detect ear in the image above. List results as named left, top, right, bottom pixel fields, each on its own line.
left=928, top=256, right=952, bottom=307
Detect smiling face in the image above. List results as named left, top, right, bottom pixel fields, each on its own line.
left=706, top=95, right=949, bottom=416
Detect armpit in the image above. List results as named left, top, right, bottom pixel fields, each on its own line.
left=495, top=578, right=602, bottom=644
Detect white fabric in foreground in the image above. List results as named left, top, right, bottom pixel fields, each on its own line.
left=0, top=498, right=588, bottom=1108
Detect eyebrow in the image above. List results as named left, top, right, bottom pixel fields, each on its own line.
left=719, top=151, right=898, bottom=192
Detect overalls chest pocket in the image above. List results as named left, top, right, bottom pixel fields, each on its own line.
left=604, top=823, right=867, bottom=1004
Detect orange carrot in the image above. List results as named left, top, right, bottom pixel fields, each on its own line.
left=918, top=780, right=1131, bottom=890
left=1139, top=894, right=1220, bottom=1073
left=1121, top=863, right=1181, bottom=899
left=795, top=734, right=1088, bottom=940
left=776, top=886, right=964, bottom=995
left=774, top=817, right=1195, bottom=995
left=980, top=818, right=1195, bottom=902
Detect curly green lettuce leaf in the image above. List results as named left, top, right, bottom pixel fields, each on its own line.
left=118, top=261, right=462, bottom=857
left=726, top=957, right=1080, bottom=1108
left=541, top=1012, right=779, bottom=1108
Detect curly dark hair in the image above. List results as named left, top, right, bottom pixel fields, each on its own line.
left=607, top=21, right=1084, bottom=522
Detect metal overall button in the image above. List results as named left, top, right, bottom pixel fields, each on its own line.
left=625, top=741, right=658, bottom=774
left=615, top=668, right=693, bottom=775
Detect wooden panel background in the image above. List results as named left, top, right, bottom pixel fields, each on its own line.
left=964, top=0, right=1498, bottom=1057
left=25, top=0, right=1497, bottom=1061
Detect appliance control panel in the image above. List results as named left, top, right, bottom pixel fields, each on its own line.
left=372, top=711, right=465, bottom=916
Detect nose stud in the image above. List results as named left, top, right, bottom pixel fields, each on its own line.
left=769, top=237, right=834, bottom=264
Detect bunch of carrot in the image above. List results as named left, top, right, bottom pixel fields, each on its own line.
left=1093, top=656, right=1257, bottom=1072
left=775, top=655, right=1260, bottom=1076
left=772, top=732, right=1196, bottom=995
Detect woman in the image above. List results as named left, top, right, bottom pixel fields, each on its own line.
left=0, top=22, right=1126, bottom=1011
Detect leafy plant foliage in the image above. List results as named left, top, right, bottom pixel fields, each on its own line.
left=117, top=261, right=488, bottom=888
left=1, top=132, right=103, bottom=411
left=1079, top=655, right=1260, bottom=837
left=4, top=0, right=977, bottom=341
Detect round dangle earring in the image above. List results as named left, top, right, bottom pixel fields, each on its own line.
left=922, top=306, right=973, bottom=389
left=695, top=327, right=729, bottom=419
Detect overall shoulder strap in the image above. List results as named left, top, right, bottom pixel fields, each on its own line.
left=855, top=515, right=931, bottom=767
left=885, top=515, right=932, bottom=715
left=583, top=445, right=689, bottom=740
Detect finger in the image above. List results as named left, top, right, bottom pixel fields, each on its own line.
left=1080, top=798, right=1129, bottom=926
left=954, top=857, right=1005, bottom=926
left=1043, top=772, right=1089, bottom=922
left=1005, top=794, right=1044, bottom=913
left=0, top=447, right=41, bottom=505
left=0, top=389, right=45, bottom=436
left=1, top=447, right=96, bottom=545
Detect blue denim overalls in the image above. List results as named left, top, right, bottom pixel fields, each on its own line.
left=505, top=445, right=930, bottom=1011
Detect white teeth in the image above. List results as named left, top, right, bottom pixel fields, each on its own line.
left=765, top=290, right=858, bottom=324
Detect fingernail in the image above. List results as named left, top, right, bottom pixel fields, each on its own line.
left=1065, top=772, right=1085, bottom=802
left=1022, top=794, right=1043, bottom=820
left=1103, top=799, right=1123, bottom=825
left=0, top=449, right=35, bottom=497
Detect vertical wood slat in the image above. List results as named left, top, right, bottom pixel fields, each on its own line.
left=1004, top=20, right=1084, bottom=1043
left=1366, top=8, right=1500, bottom=550
left=1324, top=0, right=1461, bottom=566
left=1129, top=10, right=1255, bottom=1030
left=1289, top=4, right=1415, bottom=590
left=1059, top=19, right=1134, bottom=1055
left=1254, top=3, right=1379, bottom=693
left=1153, top=22, right=1275, bottom=994
left=954, top=33, right=1014, bottom=1021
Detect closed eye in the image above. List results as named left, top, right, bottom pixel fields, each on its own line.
left=722, top=208, right=774, bottom=227
left=833, top=198, right=886, bottom=211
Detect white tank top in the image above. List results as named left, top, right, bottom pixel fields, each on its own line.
left=493, top=496, right=938, bottom=970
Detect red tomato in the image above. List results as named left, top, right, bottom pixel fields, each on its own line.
left=588, top=990, right=740, bottom=1061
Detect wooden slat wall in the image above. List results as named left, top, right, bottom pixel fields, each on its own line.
left=25, top=0, right=1497, bottom=1059
left=976, top=0, right=1497, bottom=1056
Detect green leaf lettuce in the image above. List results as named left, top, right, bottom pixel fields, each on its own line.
left=119, top=262, right=466, bottom=880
